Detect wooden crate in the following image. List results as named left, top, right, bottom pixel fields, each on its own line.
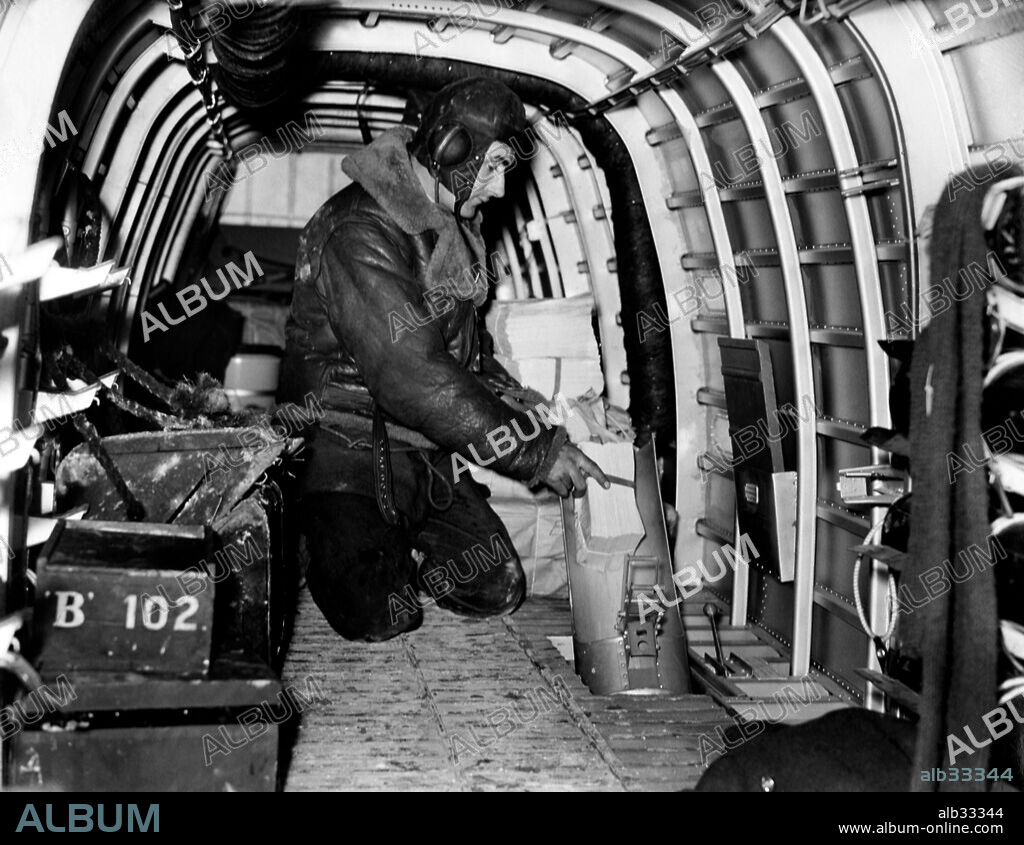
left=55, top=427, right=291, bottom=524
left=53, top=428, right=299, bottom=672
left=8, top=723, right=277, bottom=792
left=211, top=485, right=293, bottom=671
left=6, top=658, right=283, bottom=792
left=35, top=520, right=215, bottom=676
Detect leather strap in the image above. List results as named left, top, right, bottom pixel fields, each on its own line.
left=373, top=404, right=405, bottom=527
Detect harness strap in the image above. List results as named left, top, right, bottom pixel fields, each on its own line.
left=372, top=404, right=405, bottom=528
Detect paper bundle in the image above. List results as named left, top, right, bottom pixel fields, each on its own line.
left=486, top=294, right=599, bottom=360
left=490, top=496, right=568, bottom=598
left=468, top=464, right=535, bottom=500
left=470, top=465, right=567, bottom=597
left=494, top=355, right=604, bottom=402
left=486, top=293, right=606, bottom=436
left=575, top=441, right=645, bottom=556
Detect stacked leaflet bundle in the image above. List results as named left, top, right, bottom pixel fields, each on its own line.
left=575, top=441, right=645, bottom=557
left=486, top=294, right=603, bottom=401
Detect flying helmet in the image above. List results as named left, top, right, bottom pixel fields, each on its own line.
left=410, top=78, right=526, bottom=214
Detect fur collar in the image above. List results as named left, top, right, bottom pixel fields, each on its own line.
left=342, top=126, right=487, bottom=304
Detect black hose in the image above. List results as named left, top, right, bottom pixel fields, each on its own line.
left=209, top=1, right=306, bottom=112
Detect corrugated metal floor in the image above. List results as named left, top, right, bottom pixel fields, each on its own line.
left=280, top=590, right=735, bottom=792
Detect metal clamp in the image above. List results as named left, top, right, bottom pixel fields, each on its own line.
left=837, top=463, right=907, bottom=506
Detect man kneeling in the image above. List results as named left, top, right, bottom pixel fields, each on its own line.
left=278, top=78, right=607, bottom=641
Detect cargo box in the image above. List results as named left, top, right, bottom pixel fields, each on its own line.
left=35, top=520, right=215, bottom=676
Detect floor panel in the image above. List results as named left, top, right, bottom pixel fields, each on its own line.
left=281, top=592, right=734, bottom=792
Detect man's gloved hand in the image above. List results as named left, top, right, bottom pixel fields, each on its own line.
left=542, top=441, right=610, bottom=498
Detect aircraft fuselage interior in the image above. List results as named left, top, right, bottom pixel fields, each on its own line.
left=1, top=0, right=1023, bottom=800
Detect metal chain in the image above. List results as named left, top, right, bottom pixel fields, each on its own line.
left=166, top=0, right=234, bottom=162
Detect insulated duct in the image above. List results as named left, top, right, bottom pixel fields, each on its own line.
left=208, top=0, right=306, bottom=112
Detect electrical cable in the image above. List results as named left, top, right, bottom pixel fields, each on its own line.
left=852, top=514, right=900, bottom=654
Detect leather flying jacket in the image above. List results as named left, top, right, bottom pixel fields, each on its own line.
left=279, top=126, right=566, bottom=492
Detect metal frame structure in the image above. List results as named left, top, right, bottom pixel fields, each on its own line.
left=3, top=0, right=1021, bottom=716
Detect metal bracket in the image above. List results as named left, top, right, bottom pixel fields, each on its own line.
left=786, top=0, right=876, bottom=24
left=618, top=554, right=662, bottom=634
left=839, top=159, right=900, bottom=198
left=727, top=652, right=755, bottom=677
left=837, top=463, right=907, bottom=507
left=626, top=619, right=659, bottom=659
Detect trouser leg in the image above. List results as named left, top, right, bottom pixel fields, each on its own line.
left=301, top=491, right=423, bottom=642
left=413, top=467, right=525, bottom=618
